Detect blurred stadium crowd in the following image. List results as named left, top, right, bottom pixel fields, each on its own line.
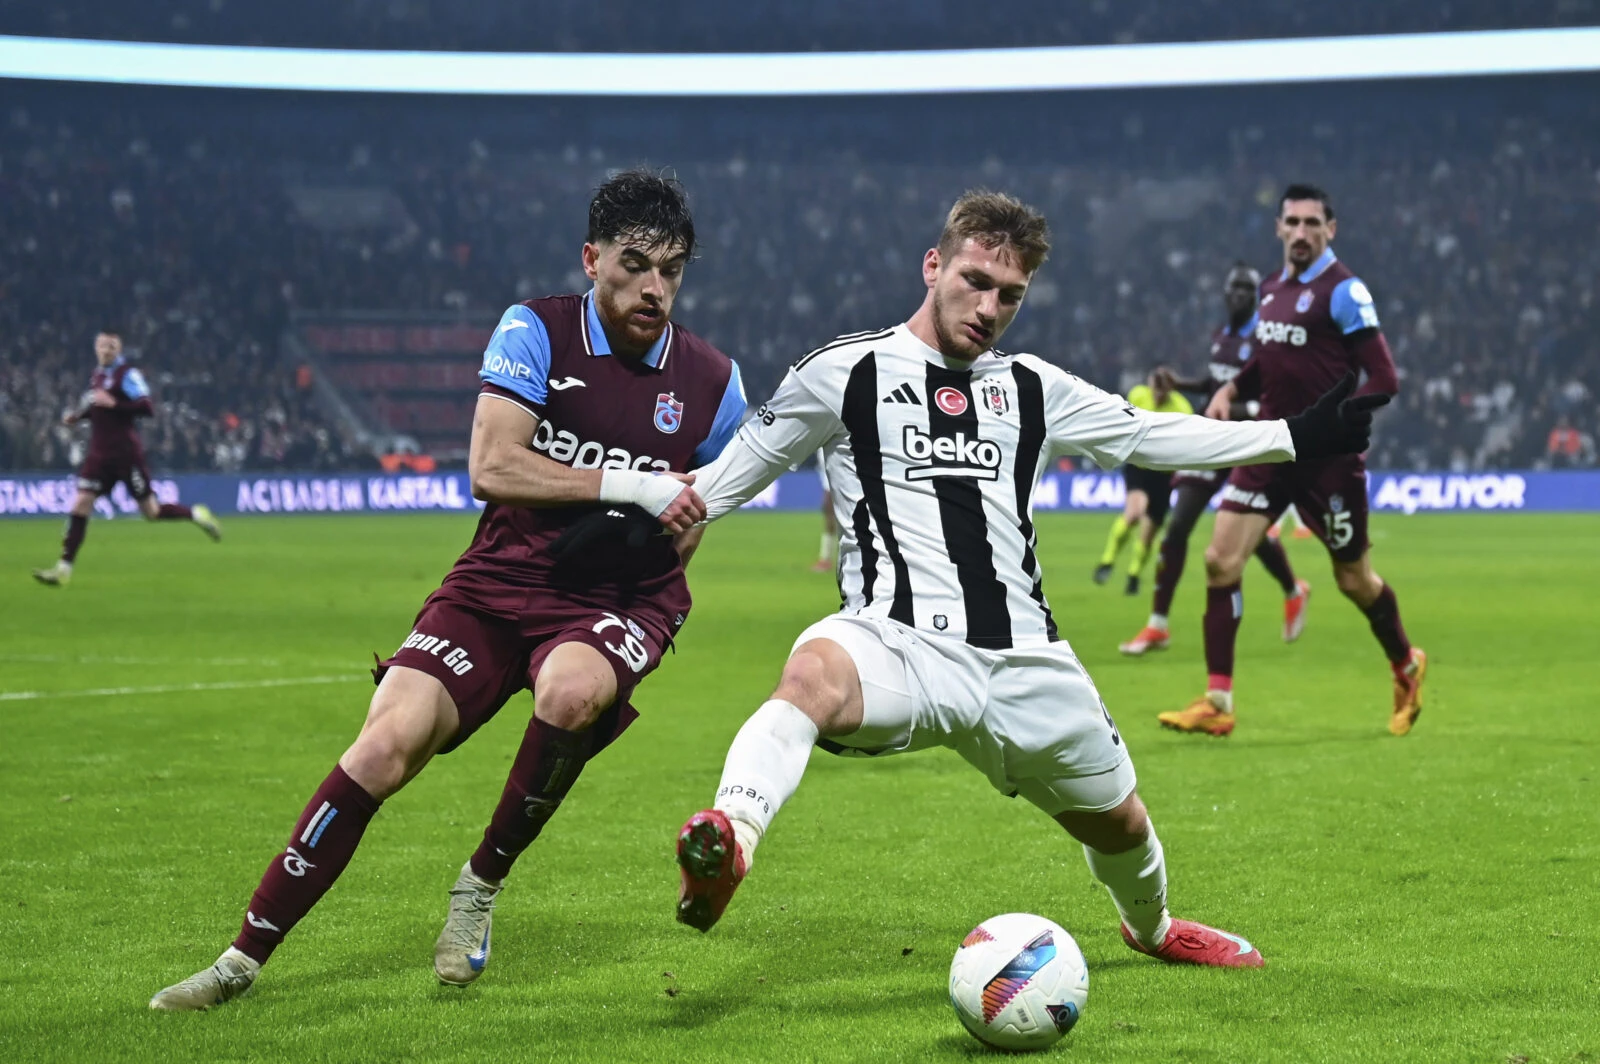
left=1, top=71, right=1595, bottom=473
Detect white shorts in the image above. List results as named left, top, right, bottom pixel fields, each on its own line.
left=792, top=614, right=1136, bottom=815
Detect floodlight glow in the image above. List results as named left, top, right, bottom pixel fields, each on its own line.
left=0, top=28, right=1595, bottom=95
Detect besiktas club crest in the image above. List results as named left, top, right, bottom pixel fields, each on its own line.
left=654, top=393, right=684, bottom=433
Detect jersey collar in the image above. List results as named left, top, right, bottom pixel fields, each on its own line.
left=896, top=322, right=1000, bottom=371
left=582, top=289, right=672, bottom=369
left=1282, top=247, right=1337, bottom=284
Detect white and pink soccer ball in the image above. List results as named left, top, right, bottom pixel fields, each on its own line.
left=948, top=913, right=1090, bottom=1051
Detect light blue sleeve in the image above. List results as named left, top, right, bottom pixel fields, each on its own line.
left=121, top=367, right=150, bottom=400
left=1330, top=277, right=1381, bottom=335
left=478, top=304, right=552, bottom=407
left=692, top=360, right=748, bottom=468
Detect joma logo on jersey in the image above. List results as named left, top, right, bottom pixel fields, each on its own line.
left=902, top=425, right=1002, bottom=481
left=1255, top=320, right=1309, bottom=347
left=530, top=419, right=670, bottom=472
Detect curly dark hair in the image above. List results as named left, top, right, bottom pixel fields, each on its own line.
left=587, top=168, right=696, bottom=259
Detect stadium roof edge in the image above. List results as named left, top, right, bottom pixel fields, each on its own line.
left=0, top=28, right=1596, bottom=95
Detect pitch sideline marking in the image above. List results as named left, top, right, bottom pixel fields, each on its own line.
left=0, top=675, right=365, bottom=702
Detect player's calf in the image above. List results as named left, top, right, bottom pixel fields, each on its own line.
left=149, top=947, right=259, bottom=1010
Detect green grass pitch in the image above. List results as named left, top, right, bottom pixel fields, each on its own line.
left=0, top=511, right=1595, bottom=1063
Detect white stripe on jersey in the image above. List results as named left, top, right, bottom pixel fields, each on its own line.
left=695, top=323, right=1296, bottom=650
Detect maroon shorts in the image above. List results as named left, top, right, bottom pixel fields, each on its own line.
left=1171, top=467, right=1231, bottom=495
left=1218, top=456, right=1371, bottom=562
left=375, top=589, right=668, bottom=753
left=78, top=453, right=153, bottom=500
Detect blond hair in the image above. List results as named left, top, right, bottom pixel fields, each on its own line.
left=937, top=190, right=1051, bottom=274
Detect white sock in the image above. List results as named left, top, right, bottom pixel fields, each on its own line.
left=1083, top=826, right=1171, bottom=949
left=1147, top=612, right=1168, bottom=630
left=818, top=532, right=836, bottom=563
left=713, top=699, right=819, bottom=870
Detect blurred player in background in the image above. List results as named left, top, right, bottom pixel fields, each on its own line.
left=150, top=170, right=745, bottom=1009
left=1093, top=370, right=1191, bottom=595
left=811, top=448, right=838, bottom=572
left=1161, top=185, right=1424, bottom=738
left=32, top=329, right=220, bottom=586
left=1120, top=266, right=1308, bottom=656
left=666, top=191, right=1385, bottom=969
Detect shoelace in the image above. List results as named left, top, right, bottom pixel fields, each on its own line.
left=443, top=885, right=496, bottom=952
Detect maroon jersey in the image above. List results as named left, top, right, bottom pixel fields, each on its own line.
left=1203, top=314, right=1259, bottom=406
left=83, top=358, right=154, bottom=462
left=1238, top=249, right=1395, bottom=420
left=441, top=292, right=745, bottom=642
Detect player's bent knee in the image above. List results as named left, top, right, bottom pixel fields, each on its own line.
left=345, top=667, right=458, bottom=797
left=773, top=642, right=857, bottom=734
left=1202, top=545, right=1245, bottom=585
left=1055, top=791, right=1150, bottom=854
left=533, top=643, right=618, bottom=731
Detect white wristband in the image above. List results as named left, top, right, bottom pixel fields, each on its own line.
left=599, top=468, right=687, bottom=518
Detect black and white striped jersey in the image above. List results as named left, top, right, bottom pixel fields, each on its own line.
left=696, top=323, right=1294, bottom=649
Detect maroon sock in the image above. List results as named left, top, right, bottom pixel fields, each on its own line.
left=1151, top=534, right=1188, bottom=617
left=469, top=717, right=592, bottom=883
left=1203, top=583, right=1243, bottom=685
left=1360, top=583, right=1413, bottom=666
left=61, top=515, right=88, bottom=563
left=1253, top=535, right=1298, bottom=595
left=156, top=503, right=193, bottom=520
left=232, top=765, right=382, bottom=964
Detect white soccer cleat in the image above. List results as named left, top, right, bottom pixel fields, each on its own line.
left=192, top=504, right=223, bottom=542
left=149, top=947, right=259, bottom=1010
left=434, top=861, right=502, bottom=986
left=31, top=561, right=72, bottom=587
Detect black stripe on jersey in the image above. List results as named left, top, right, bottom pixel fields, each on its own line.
left=852, top=496, right=879, bottom=606
left=923, top=364, right=1012, bottom=649
left=792, top=328, right=895, bottom=373
left=1011, top=363, right=1059, bottom=641
left=842, top=352, right=914, bottom=625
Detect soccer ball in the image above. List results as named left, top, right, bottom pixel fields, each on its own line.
left=948, top=913, right=1089, bottom=1052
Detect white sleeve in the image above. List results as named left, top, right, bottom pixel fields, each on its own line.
left=1035, top=356, right=1295, bottom=470
left=1125, top=413, right=1295, bottom=470
left=1038, top=361, right=1152, bottom=468
left=694, top=367, right=841, bottom=521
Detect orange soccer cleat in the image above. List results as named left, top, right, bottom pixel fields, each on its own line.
left=1282, top=579, right=1312, bottom=643
left=1119, top=625, right=1170, bottom=656
left=1158, top=694, right=1235, bottom=737
left=1389, top=647, right=1428, bottom=736
left=675, top=809, right=747, bottom=933
left=1122, top=918, right=1263, bottom=968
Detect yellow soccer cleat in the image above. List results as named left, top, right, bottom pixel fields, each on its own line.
left=1389, top=647, right=1427, bottom=736
left=1159, top=694, right=1235, bottom=737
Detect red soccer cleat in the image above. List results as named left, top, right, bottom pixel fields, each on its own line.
left=1119, top=625, right=1170, bottom=656
left=676, top=809, right=747, bottom=933
left=1282, top=579, right=1312, bottom=643
left=1122, top=918, right=1264, bottom=968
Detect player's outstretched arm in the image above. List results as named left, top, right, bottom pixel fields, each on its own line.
left=693, top=370, right=840, bottom=523
left=468, top=395, right=704, bottom=532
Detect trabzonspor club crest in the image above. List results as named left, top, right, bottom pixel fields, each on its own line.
left=1296, top=290, right=1315, bottom=313
left=654, top=392, right=684, bottom=433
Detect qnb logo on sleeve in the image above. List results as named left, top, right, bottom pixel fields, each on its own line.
left=483, top=352, right=533, bottom=379
left=1255, top=320, right=1309, bottom=347
left=530, top=418, right=669, bottom=472
left=902, top=425, right=1002, bottom=481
